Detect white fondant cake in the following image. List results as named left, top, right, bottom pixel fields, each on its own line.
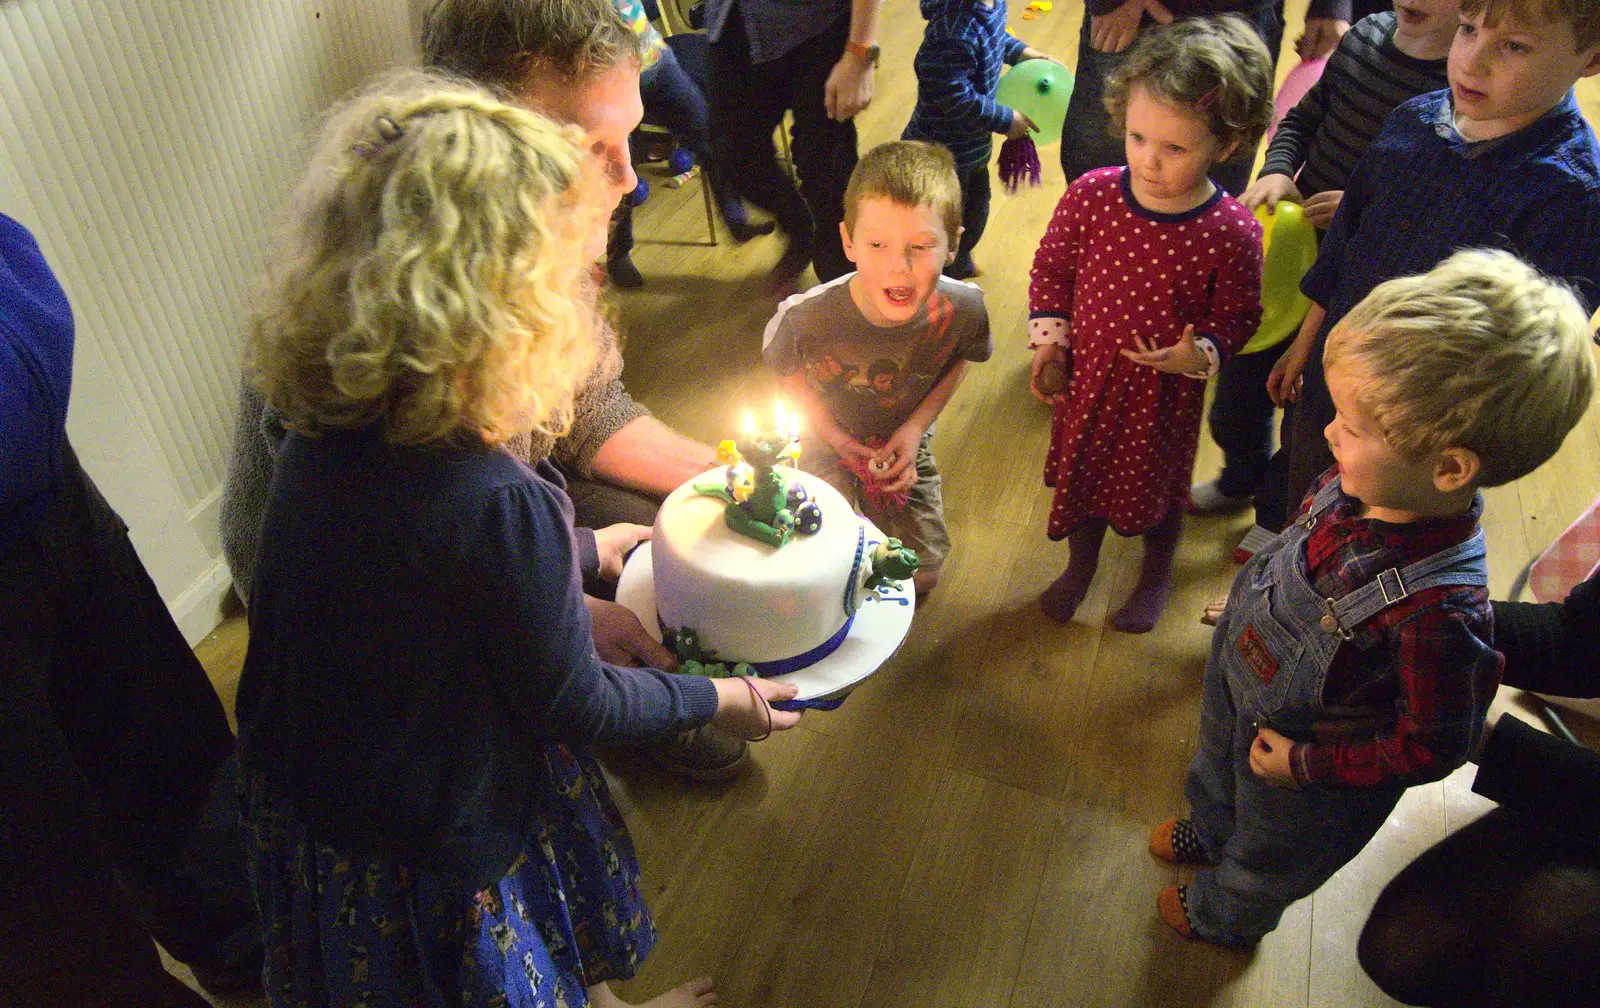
left=652, top=466, right=866, bottom=665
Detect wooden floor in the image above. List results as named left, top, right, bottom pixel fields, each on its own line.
left=186, top=2, right=1600, bottom=1005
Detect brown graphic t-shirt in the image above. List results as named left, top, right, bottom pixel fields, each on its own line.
left=762, top=274, right=992, bottom=441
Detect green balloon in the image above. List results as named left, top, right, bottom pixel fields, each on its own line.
left=1241, top=201, right=1319, bottom=356
left=994, top=59, right=1073, bottom=147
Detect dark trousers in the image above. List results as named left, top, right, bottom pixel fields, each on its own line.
left=610, top=43, right=749, bottom=263
left=1060, top=1, right=1283, bottom=196
left=709, top=7, right=858, bottom=282
left=1254, top=361, right=1335, bottom=532
left=1208, top=338, right=1290, bottom=499
left=953, top=159, right=992, bottom=276
left=0, top=446, right=255, bottom=1007
left=1360, top=807, right=1600, bottom=1007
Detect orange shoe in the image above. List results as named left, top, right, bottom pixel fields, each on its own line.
left=1159, top=885, right=1194, bottom=939
left=1150, top=818, right=1213, bottom=865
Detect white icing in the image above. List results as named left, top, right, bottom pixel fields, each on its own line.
left=652, top=466, right=864, bottom=664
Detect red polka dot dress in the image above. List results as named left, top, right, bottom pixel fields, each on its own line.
left=1030, top=167, right=1263, bottom=539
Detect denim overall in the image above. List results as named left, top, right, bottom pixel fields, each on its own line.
left=1183, top=477, right=1488, bottom=947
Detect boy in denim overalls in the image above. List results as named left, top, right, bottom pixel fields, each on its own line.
left=1150, top=249, right=1599, bottom=948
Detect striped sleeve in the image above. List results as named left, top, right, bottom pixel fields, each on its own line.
left=1002, top=33, right=1027, bottom=64
left=915, top=35, right=1013, bottom=137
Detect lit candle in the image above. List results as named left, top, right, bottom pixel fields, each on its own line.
left=743, top=410, right=756, bottom=435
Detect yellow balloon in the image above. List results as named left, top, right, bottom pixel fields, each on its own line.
left=1241, top=201, right=1319, bottom=356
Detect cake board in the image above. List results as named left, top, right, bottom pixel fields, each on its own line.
left=614, top=519, right=916, bottom=707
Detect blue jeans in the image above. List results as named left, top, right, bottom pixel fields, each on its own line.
left=1059, top=1, right=1283, bottom=196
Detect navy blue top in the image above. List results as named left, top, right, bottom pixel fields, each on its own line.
left=236, top=426, right=719, bottom=889
left=1299, top=89, right=1600, bottom=406
left=902, top=0, right=1027, bottom=170
left=0, top=214, right=75, bottom=557
left=705, top=0, right=849, bottom=63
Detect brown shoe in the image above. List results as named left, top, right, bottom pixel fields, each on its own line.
left=1150, top=818, right=1214, bottom=865
left=646, top=723, right=750, bottom=783
left=1159, top=885, right=1195, bottom=939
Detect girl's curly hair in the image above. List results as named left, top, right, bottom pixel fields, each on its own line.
left=1104, top=16, right=1275, bottom=159
left=249, top=69, right=604, bottom=447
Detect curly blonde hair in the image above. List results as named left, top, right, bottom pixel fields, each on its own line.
left=1325, top=249, right=1597, bottom=487
left=1104, top=16, right=1275, bottom=158
left=250, top=70, right=604, bottom=446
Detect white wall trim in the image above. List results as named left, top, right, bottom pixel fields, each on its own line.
left=171, top=559, right=237, bottom=647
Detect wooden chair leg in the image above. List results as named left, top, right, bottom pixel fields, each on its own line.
left=701, top=169, right=717, bottom=244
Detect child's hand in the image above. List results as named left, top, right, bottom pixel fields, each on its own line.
left=1250, top=727, right=1299, bottom=788
left=1030, top=343, right=1070, bottom=403
left=1302, top=189, right=1343, bottom=229
left=1017, top=47, right=1064, bottom=66
left=1006, top=110, right=1040, bottom=141
left=1266, top=339, right=1312, bottom=406
left=872, top=424, right=923, bottom=495
left=592, top=522, right=651, bottom=582
left=1296, top=16, right=1349, bottom=61
left=711, top=676, right=802, bottom=739
left=1120, top=325, right=1208, bottom=376
left=831, top=435, right=878, bottom=468
left=1241, top=174, right=1302, bottom=212
left=1199, top=595, right=1228, bottom=626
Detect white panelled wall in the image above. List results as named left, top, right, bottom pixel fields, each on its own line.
left=2, top=0, right=420, bottom=642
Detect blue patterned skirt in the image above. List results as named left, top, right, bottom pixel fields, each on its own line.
left=243, top=743, right=656, bottom=1008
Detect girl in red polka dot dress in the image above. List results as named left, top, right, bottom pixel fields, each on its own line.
left=1028, top=17, right=1273, bottom=632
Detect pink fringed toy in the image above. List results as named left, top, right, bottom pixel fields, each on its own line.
left=841, top=439, right=911, bottom=511
left=998, top=137, right=1042, bottom=193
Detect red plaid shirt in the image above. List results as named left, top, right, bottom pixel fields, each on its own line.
left=1288, top=469, right=1502, bottom=789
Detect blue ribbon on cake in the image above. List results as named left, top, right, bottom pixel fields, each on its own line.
left=753, top=615, right=854, bottom=711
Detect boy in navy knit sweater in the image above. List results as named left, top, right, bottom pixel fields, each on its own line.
left=1251, top=0, right=1600, bottom=546
left=1190, top=0, right=1457, bottom=519
left=902, top=0, right=1056, bottom=278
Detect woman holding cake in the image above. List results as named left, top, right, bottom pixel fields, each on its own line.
left=235, top=72, right=798, bottom=1008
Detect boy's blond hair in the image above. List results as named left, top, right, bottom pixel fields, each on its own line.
left=1325, top=249, right=1596, bottom=488
left=250, top=70, right=604, bottom=447
left=842, top=141, right=963, bottom=247
left=1104, top=16, right=1275, bottom=160
left=1460, top=0, right=1600, bottom=51
left=421, top=0, right=642, bottom=91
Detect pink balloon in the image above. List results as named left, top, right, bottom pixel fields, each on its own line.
left=1268, top=57, right=1327, bottom=143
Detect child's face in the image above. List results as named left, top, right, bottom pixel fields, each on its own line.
left=840, top=197, right=955, bottom=327
left=1449, top=7, right=1600, bottom=138
left=1393, top=0, right=1461, bottom=43
left=1123, top=85, right=1238, bottom=209
left=1324, top=363, right=1444, bottom=520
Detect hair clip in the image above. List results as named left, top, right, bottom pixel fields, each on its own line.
left=1195, top=85, right=1221, bottom=111
left=354, top=114, right=405, bottom=160
left=375, top=115, right=404, bottom=141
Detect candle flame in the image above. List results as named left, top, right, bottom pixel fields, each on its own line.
left=742, top=411, right=755, bottom=434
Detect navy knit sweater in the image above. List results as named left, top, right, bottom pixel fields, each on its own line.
left=0, top=215, right=75, bottom=557
left=902, top=0, right=1027, bottom=170
left=236, top=426, right=718, bottom=889
left=1299, top=89, right=1600, bottom=409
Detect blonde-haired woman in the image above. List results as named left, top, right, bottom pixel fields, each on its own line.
left=238, top=71, right=797, bottom=1008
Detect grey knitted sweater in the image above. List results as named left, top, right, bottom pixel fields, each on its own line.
left=220, top=321, right=648, bottom=604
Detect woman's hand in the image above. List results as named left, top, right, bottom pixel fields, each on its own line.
left=1250, top=727, right=1299, bottom=788
left=1120, top=325, right=1209, bottom=375
left=1030, top=343, right=1070, bottom=403
left=1302, top=189, right=1343, bottom=229
left=1090, top=0, right=1147, bottom=53
left=711, top=676, right=802, bottom=739
left=1240, top=174, right=1303, bottom=212
left=873, top=424, right=924, bottom=495
left=1267, top=337, right=1312, bottom=406
left=1006, top=110, right=1041, bottom=141
left=592, top=523, right=651, bottom=582
left=584, top=595, right=678, bottom=669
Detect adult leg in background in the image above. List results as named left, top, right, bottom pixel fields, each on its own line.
left=1359, top=807, right=1600, bottom=1008
left=780, top=14, right=860, bottom=283
left=709, top=7, right=818, bottom=283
